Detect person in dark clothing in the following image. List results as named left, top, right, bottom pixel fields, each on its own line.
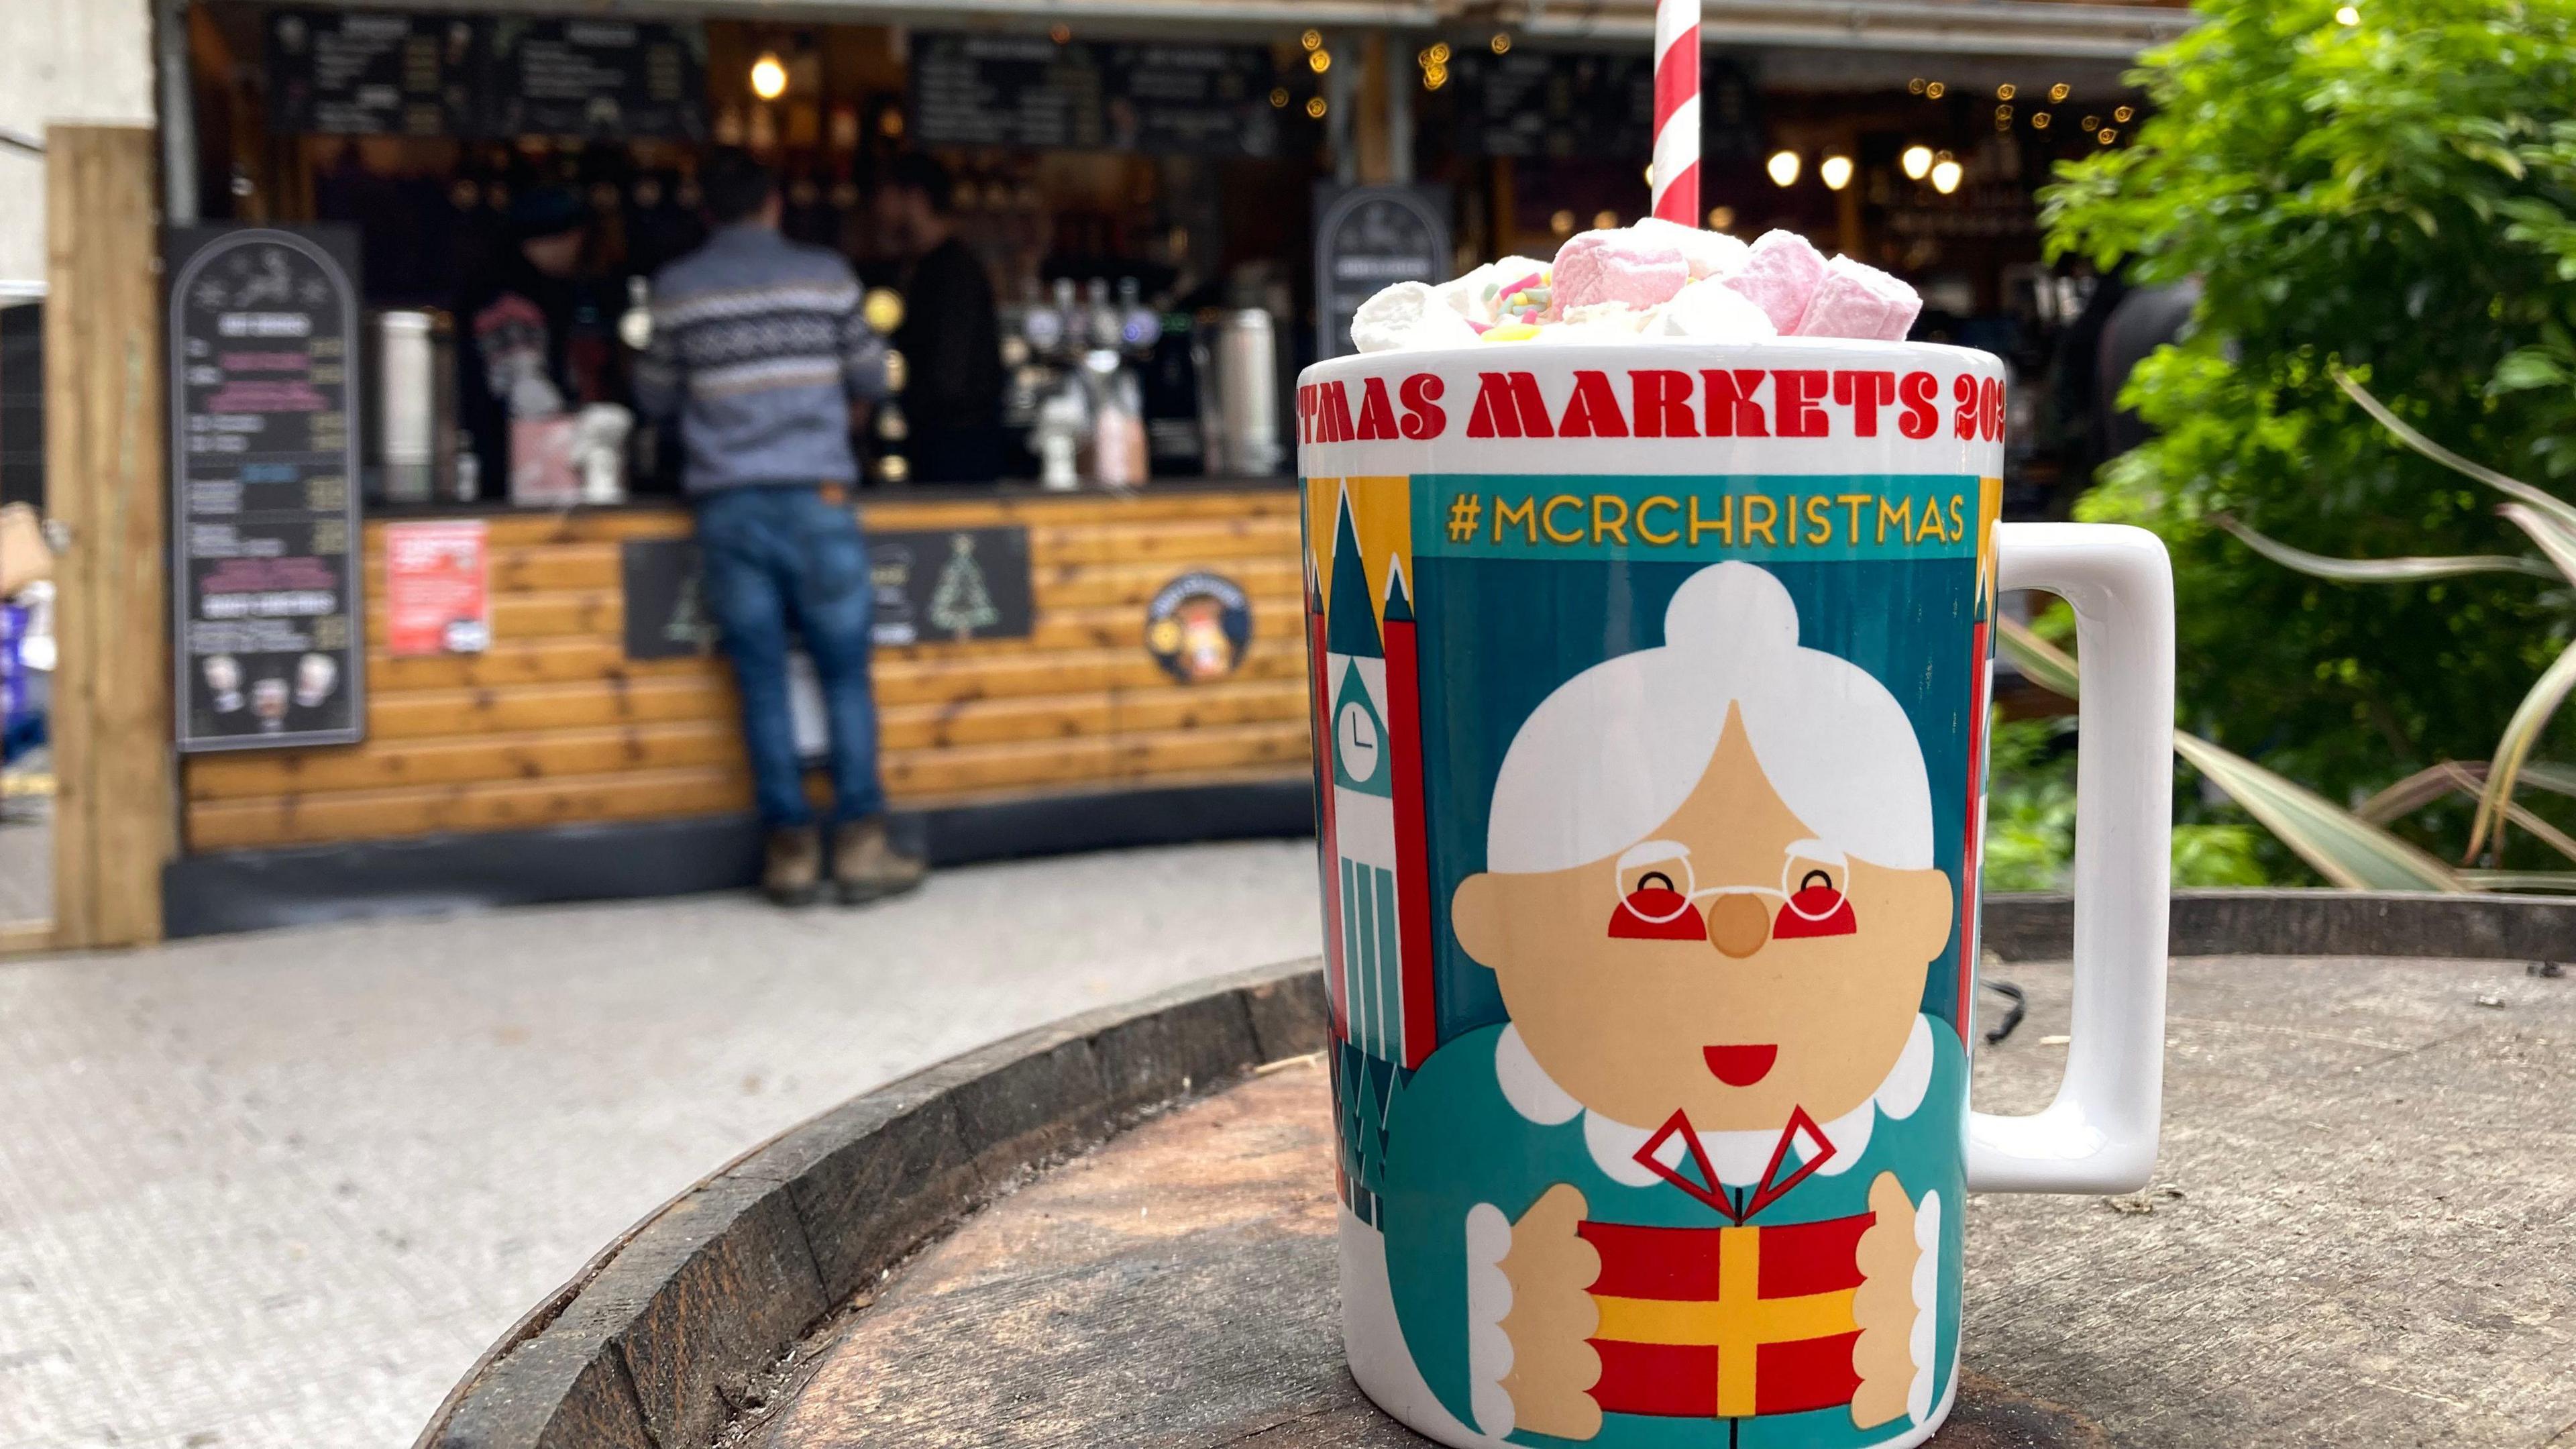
left=876, top=154, right=1004, bottom=483
left=633, top=149, right=926, bottom=908
left=456, top=187, right=589, bottom=494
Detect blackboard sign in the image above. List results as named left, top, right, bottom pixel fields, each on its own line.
left=168, top=227, right=366, bottom=753
left=1313, top=184, right=1452, bottom=362
left=867, top=527, right=1034, bottom=646
left=913, top=34, right=1285, bottom=157
left=1448, top=48, right=1654, bottom=159
left=621, top=525, right=1032, bottom=660
left=486, top=17, right=706, bottom=140
left=267, top=9, right=481, bottom=137
left=1099, top=44, right=1285, bottom=158
left=620, top=537, right=714, bottom=661
left=913, top=34, right=1105, bottom=150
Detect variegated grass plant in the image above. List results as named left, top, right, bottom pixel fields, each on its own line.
left=1999, top=369, right=2576, bottom=893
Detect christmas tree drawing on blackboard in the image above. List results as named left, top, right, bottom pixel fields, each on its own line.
left=928, top=532, right=1000, bottom=639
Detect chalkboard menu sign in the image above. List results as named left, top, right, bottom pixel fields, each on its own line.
left=267, top=9, right=480, bottom=137
left=168, top=227, right=366, bottom=753
left=1313, top=184, right=1452, bottom=362
left=486, top=17, right=707, bottom=140
left=1099, top=44, right=1285, bottom=158
left=913, top=34, right=1105, bottom=150
left=913, top=34, right=1285, bottom=157
left=1448, top=48, right=1655, bottom=159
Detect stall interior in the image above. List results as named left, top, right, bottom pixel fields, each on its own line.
left=184, top=5, right=2139, bottom=513
left=183, top=5, right=1332, bottom=505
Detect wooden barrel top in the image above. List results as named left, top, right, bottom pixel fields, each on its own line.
left=420, top=927, right=2576, bottom=1449
left=728, top=951, right=2573, bottom=1448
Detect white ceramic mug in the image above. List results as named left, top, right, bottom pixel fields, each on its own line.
left=1296, top=337, right=2174, bottom=1448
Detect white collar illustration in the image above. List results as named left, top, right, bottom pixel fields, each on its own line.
left=1493, top=1012, right=1937, bottom=1189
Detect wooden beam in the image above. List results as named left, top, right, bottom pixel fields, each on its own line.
left=0, top=920, right=58, bottom=959
left=1356, top=32, right=1393, bottom=184
left=46, top=126, right=173, bottom=950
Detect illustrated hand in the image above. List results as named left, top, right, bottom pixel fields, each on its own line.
left=1851, top=1171, right=1928, bottom=1430
left=1491, top=1183, right=1603, bottom=1440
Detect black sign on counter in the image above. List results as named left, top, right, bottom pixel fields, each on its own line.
left=621, top=526, right=1033, bottom=661
left=168, top=227, right=366, bottom=753
left=486, top=17, right=707, bottom=140
left=1313, top=184, right=1452, bottom=362
left=867, top=527, right=1034, bottom=647
left=267, top=9, right=482, bottom=137
left=913, top=34, right=1287, bottom=157
left=619, top=537, right=714, bottom=662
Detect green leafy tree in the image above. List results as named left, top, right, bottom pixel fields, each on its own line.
left=2041, top=0, right=2576, bottom=863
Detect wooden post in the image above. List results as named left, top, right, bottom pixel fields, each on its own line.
left=1355, top=32, right=1392, bottom=184
left=46, top=125, right=173, bottom=950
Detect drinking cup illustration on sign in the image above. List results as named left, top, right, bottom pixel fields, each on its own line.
left=1357, top=560, right=1965, bottom=1448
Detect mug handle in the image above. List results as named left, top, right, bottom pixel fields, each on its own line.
left=1968, top=523, right=2175, bottom=1194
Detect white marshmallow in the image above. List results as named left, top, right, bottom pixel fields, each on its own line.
left=1645, top=278, right=1780, bottom=341
left=1351, top=281, right=1482, bottom=353
left=1628, top=217, right=1753, bottom=281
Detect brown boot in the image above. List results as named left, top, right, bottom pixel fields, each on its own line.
left=762, top=826, right=824, bottom=907
left=832, top=816, right=926, bottom=906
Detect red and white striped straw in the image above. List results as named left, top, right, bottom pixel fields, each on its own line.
left=1651, top=0, right=1701, bottom=225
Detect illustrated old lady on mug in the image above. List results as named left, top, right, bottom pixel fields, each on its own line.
left=1349, top=561, right=1969, bottom=1449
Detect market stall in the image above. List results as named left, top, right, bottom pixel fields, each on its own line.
left=9, top=0, right=2189, bottom=945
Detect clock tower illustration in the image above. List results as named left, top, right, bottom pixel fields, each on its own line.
left=1316, top=486, right=1435, bottom=1071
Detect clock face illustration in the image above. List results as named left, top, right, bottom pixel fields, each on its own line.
left=1337, top=699, right=1381, bottom=780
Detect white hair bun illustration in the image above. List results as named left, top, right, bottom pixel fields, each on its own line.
left=1485, top=560, right=1935, bottom=874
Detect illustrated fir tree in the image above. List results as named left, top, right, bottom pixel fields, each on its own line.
left=927, top=531, right=1001, bottom=639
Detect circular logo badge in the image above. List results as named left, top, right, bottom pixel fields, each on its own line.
left=1146, top=571, right=1252, bottom=684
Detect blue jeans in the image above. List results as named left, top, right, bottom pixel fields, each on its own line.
left=694, top=485, right=886, bottom=828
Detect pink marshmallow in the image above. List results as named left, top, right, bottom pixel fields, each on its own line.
left=1721, top=229, right=1830, bottom=335
left=1792, top=255, right=1923, bottom=341
left=1551, top=229, right=1690, bottom=313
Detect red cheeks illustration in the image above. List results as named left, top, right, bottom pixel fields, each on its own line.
left=1772, top=869, right=1858, bottom=939
left=1609, top=872, right=1709, bottom=941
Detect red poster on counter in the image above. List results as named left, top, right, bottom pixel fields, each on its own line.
left=384, top=520, right=490, bottom=657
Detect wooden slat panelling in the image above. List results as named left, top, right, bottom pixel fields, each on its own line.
left=184, top=488, right=1318, bottom=851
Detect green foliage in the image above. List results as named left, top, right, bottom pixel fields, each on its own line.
left=2040, top=0, right=2576, bottom=846
left=1980, top=712, right=2277, bottom=892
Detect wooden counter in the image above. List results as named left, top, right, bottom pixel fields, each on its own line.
left=179, top=488, right=1311, bottom=853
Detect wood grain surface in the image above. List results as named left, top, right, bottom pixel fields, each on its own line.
left=182, top=491, right=1312, bottom=850
left=44, top=126, right=174, bottom=948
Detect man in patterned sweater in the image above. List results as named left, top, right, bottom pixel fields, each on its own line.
left=633, top=149, right=926, bottom=908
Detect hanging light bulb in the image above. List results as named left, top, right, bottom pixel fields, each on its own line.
left=1766, top=150, right=1801, bottom=187
left=749, top=52, right=788, bottom=101
left=1930, top=158, right=1964, bottom=195
left=1819, top=155, right=1854, bottom=191
left=1900, top=144, right=1933, bottom=180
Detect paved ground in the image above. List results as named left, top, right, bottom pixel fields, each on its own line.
left=0, top=840, right=1322, bottom=1449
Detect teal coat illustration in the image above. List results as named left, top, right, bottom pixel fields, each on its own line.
left=1334, top=560, right=1976, bottom=1449
left=1364, top=1018, right=1965, bottom=1448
